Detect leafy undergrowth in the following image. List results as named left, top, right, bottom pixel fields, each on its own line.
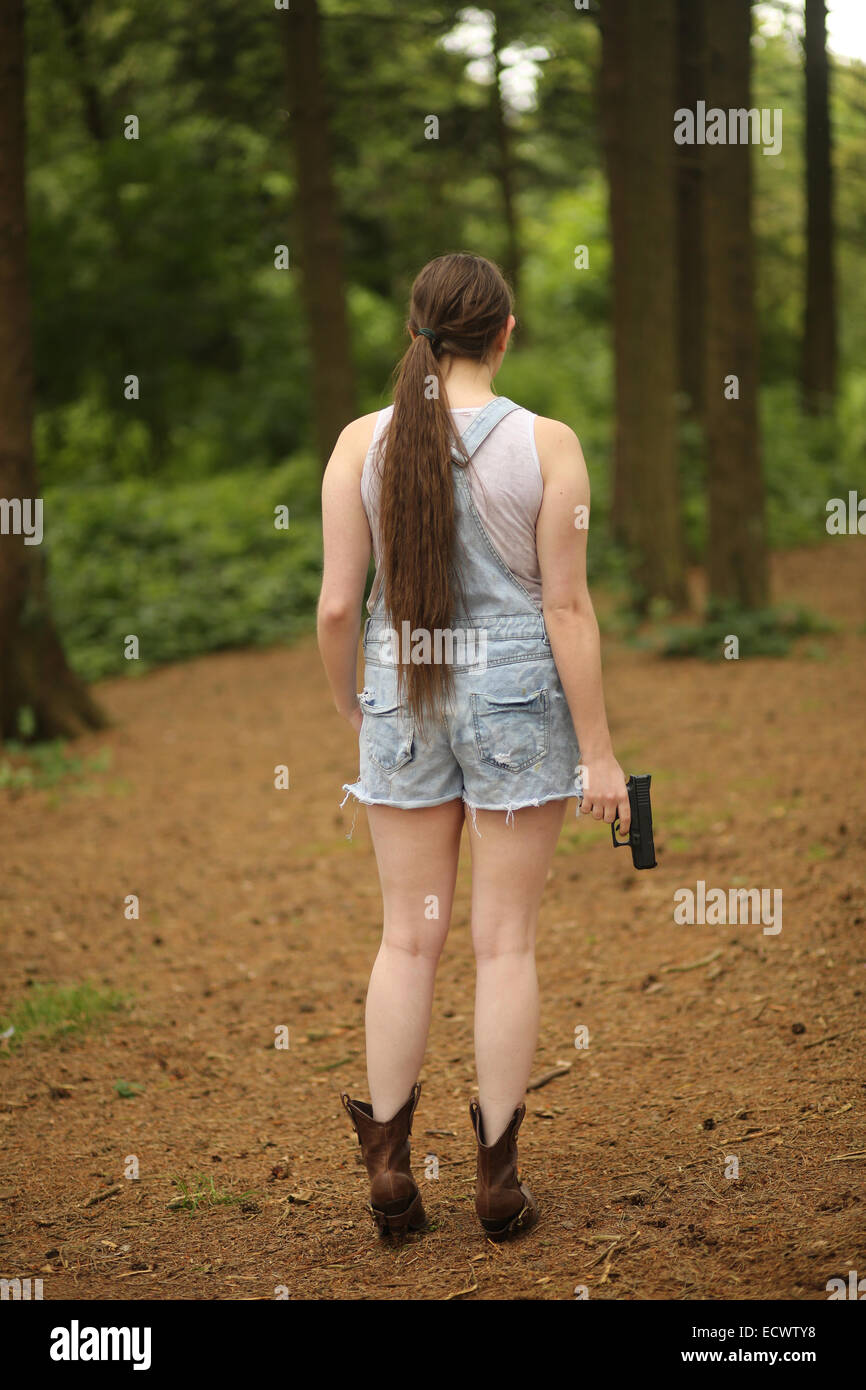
left=44, top=459, right=323, bottom=682
left=655, top=604, right=835, bottom=660
left=0, top=738, right=111, bottom=792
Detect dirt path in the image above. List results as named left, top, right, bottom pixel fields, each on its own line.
left=1, top=540, right=863, bottom=1301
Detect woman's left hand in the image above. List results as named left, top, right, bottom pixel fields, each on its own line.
left=345, top=703, right=363, bottom=735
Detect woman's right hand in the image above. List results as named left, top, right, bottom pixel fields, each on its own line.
left=578, top=753, right=630, bottom=831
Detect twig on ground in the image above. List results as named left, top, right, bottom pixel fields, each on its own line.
left=442, top=1264, right=479, bottom=1300
left=660, top=950, right=723, bottom=975
left=803, top=1029, right=856, bottom=1050
left=527, top=1063, right=572, bottom=1091
left=82, top=1185, right=122, bottom=1208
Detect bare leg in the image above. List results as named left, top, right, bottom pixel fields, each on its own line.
left=467, top=800, right=567, bottom=1144
left=364, top=799, right=464, bottom=1120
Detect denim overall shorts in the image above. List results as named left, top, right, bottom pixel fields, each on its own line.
left=340, top=397, right=582, bottom=836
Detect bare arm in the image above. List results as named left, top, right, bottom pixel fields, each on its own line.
left=534, top=416, right=630, bottom=832
left=317, top=413, right=379, bottom=733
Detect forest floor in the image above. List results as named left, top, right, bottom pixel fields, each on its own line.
left=1, top=540, right=864, bottom=1302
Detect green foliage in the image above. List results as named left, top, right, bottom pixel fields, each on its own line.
left=762, top=379, right=866, bottom=547
left=0, top=983, right=130, bottom=1054
left=658, top=604, right=835, bottom=661
left=44, top=458, right=324, bottom=681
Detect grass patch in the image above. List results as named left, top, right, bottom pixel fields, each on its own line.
left=168, top=1173, right=257, bottom=1213
left=0, top=739, right=111, bottom=793
left=0, top=982, right=130, bottom=1054
left=114, top=1079, right=145, bottom=1099
left=0, top=707, right=112, bottom=791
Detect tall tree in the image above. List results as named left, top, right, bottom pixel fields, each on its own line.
left=282, top=0, right=356, bottom=471
left=702, top=0, right=768, bottom=609
left=51, top=0, right=106, bottom=142
left=489, top=4, right=523, bottom=310
left=675, top=0, right=705, bottom=418
left=0, top=0, right=105, bottom=739
left=802, top=0, right=837, bottom=413
left=600, top=0, right=686, bottom=609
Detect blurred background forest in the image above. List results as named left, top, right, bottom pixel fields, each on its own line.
left=1, top=0, right=865, bottom=736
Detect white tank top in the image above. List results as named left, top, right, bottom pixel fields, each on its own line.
left=361, top=403, right=543, bottom=615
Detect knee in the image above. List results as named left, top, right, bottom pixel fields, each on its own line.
left=380, top=927, right=446, bottom=964
left=472, top=921, right=535, bottom=964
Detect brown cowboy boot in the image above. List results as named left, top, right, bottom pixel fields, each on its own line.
left=469, top=1098, right=539, bottom=1241
left=341, top=1082, right=427, bottom=1238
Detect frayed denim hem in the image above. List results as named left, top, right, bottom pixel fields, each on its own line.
left=339, top=783, right=577, bottom=840
left=338, top=782, right=464, bottom=839
left=461, top=791, right=578, bottom=836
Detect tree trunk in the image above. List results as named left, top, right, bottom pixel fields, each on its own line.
left=702, top=0, right=768, bottom=610
left=51, top=0, right=106, bottom=143
left=600, top=0, right=628, bottom=546
left=802, top=0, right=837, bottom=413
left=282, top=0, right=356, bottom=472
left=0, top=0, right=106, bottom=741
left=675, top=0, right=705, bottom=417
left=490, top=8, right=522, bottom=313
left=600, top=0, right=686, bottom=608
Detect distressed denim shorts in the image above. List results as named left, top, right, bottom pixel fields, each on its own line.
left=340, top=613, right=582, bottom=835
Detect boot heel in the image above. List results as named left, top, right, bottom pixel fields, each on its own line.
left=405, top=1190, right=427, bottom=1231
left=369, top=1184, right=428, bottom=1239
left=481, top=1195, right=538, bottom=1242
left=371, top=1189, right=427, bottom=1238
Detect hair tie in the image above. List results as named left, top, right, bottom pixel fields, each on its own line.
left=417, top=327, right=437, bottom=346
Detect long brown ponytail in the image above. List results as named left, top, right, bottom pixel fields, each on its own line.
left=377, top=252, right=512, bottom=734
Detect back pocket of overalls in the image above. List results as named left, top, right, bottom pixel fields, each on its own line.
left=360, top=693, right=415, bottom=773
left=470, top=688, right=550, bottom=772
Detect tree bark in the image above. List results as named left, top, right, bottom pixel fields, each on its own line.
left=600, top=0, right=686, bottom=608
left=490, top=7, right=522, bottom=313
left=0, top=0, right=106, bottom=741
left=675, top=0, right=705, bottom=418
left=802, top=0, right=837, bottom=413
left=282, top=0, right=356, bottom=472
left=702, top=0, right=768, bottom=610
left=51, top=0, right=106, bottom=143
left=600, top=0, right=628, bottom=546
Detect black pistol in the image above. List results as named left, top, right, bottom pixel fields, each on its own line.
left=611, top=773, right=657, bottom=870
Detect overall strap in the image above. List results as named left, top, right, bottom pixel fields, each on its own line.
left=451, top=397, right=522, bottom=463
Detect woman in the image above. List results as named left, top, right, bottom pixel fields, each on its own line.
left=317, top=252, right=629, bottom=1242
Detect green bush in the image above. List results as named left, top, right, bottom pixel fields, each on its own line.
left=44, top=458, right=324, bottom=681
left=658, top=604, right=835, bottom=660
